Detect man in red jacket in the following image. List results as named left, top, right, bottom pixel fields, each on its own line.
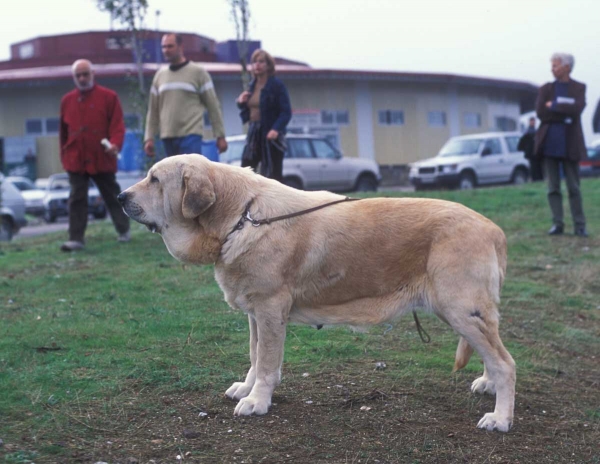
left=59, top=59, right=130, bottom=251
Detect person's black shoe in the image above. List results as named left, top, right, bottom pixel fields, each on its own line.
left=547, top=225, right=564, bottom=235
left=574, top=227, right=588, bottom=237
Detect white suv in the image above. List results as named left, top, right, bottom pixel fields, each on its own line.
left=409, top=132, right=530, bottom=190
left=221, top=134, right=381, bottom=192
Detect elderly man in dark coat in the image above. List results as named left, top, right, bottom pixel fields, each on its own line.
left=534, top=53, right=588, bottom=237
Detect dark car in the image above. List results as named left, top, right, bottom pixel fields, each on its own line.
left=581, top=144, right=600, bottom=177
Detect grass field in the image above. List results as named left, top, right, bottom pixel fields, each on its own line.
left=1, top=179, right=599, bottom=463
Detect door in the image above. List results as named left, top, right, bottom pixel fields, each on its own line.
left=310, top=138, right=349, bottom=191
left=476, top=138, right=506, bottom=183
left=287, top=138, right=321, bottom=190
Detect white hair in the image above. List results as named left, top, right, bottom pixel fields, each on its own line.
left=71, top=59, right=94, bottom=73
left=551, top=53, right=574, bottom=71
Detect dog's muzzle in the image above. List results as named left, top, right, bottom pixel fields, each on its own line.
left=117, top=191, right=128, bottom=206
left=117, top=191, right=160, bottom=234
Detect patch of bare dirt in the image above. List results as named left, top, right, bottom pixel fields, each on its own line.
left=3, top=363, right=598, bottom=463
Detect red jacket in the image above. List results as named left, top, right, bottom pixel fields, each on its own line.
left=60, top=84, right=125, bottom=174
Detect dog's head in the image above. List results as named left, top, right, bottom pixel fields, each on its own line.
left=118, top=155, right=222, bottom=264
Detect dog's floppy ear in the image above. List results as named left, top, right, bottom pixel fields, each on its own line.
left=181, top=166, right=216, bottom=219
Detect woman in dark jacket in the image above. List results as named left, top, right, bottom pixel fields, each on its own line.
left=236, top=49, right=292, bottom=181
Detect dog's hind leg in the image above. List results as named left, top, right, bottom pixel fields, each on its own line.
left=225, top=314, right=258, bottom=401
left=234, top=292, right=292, bottom=416
left=440, top=300, right=515, bottom=432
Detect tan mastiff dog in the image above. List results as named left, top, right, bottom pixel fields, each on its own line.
left=118, top=154, right=516, bottom=432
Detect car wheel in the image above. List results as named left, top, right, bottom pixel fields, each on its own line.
left=283, top=177, right=303, bottom=190
left=44, top=210, right=57, bottom=223
left=0, top=216, right=14, bottom=242
left=355, top=174, right=378, bottom=192
left=459, top=172, right=476, bottom=190
left=512, top=167, right=528, bottom=185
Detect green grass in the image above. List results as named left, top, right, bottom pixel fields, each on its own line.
left=1, top=179, right=599, bottom=462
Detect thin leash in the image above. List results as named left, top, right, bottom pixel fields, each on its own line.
left=227, top=195, right=431, bottom=343
left=412, top=311, right=431, bottom=343
left=230, top=196, right=360, bottom=233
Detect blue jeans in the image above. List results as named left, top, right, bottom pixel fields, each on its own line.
left=162, top=134, right=203, bottom=157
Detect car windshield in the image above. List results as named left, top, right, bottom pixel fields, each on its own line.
left=223, top=141, right=245, bottom=163
left=438, top=139, right=483, bottom=157
left=12, top=181, right=35, bottom=191
left=48, top=178, right=71, bottom=191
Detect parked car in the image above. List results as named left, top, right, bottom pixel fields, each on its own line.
left=5, top=176, right=46, bottom=216
left=221, top=134, right=381, bottom=192
left=581, top=143, right=600, bottom=177
left=42, top=173, right=106, bottom=223
left=408, top=132, right=530, bottom=190
left=0, top=173, right=27, bottom=241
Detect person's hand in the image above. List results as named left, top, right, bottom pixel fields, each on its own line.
left=237, top=91, right=251, bottom=104
left=546, top=101, right=553, bottom=108
left=106, top=145, right=119, bottom=157
left=216, top=137, right=228, bottom=154
left=144, top=139, right=155, bottom=157
left=266, top=129, right=279, bottom=141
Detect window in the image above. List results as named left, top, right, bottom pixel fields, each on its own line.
left=321, top=110, right=349, bottom=126
left=428, top=111, right=446, bottom=127
left=505, top=136, right=520, bottom=153
left=482, top=138, right=502, bottom=155
left=378, top=110, right=404, bottom=126
left=25, top=119, right=43, bottom=135
left=288, top=139, right=313, bottom=159
left=464, top=112, right=481, bottom=128
left=45, top=118, right=60, bottom=134
left=335, top=110, right=349, bottom=125
left=26, top=118, right=61, bottom=135
left=495, top=116, right=517, bottom=132
left=311, top=139, right=338, bottom=159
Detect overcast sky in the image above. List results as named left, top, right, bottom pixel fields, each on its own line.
left=1, top=0, right=599, bottom=141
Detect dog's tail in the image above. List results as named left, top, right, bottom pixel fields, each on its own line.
left=453, top=336, right=474, bottom=372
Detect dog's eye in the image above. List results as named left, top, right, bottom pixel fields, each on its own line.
left=150, top=175, right=159, bottom=184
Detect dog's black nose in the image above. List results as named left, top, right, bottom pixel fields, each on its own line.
left=117, top=192, right=127, bottom=205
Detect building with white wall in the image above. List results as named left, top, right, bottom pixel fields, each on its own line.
left=0, top=30, right=538, bottom=180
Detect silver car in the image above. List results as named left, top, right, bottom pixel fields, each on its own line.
left=0, top=173, right=27, bottom=241
left=6, top=176, right=46, bottom=216
left=221, top=134, right=381, bottom=192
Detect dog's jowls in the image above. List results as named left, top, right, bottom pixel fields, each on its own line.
left=118, top=154, right=516, bottom=432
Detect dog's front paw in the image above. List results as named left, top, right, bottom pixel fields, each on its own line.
left=233, top=394, right=271, bottom=416
left=471, top=376, right=496, bottom=395
left=477, top=412, right=512, bottom=432
left=225, top=382, right=253, bottom=400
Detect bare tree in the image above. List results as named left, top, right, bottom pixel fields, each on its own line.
left=96, top=0, right=149, bottom=96
left=228, top=0, right=251, bottom=90
left=96, top=0, right=154, bottom=167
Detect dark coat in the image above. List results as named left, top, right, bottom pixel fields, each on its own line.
left=517, top=131, right=535, bottom=159
left=534, top=79, right=587, bottom=162
left=239, top=76, right=292, bottom=135
left=60, top=84, right=125, bottom=174
left=593, top=99, right=600, bottom=133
